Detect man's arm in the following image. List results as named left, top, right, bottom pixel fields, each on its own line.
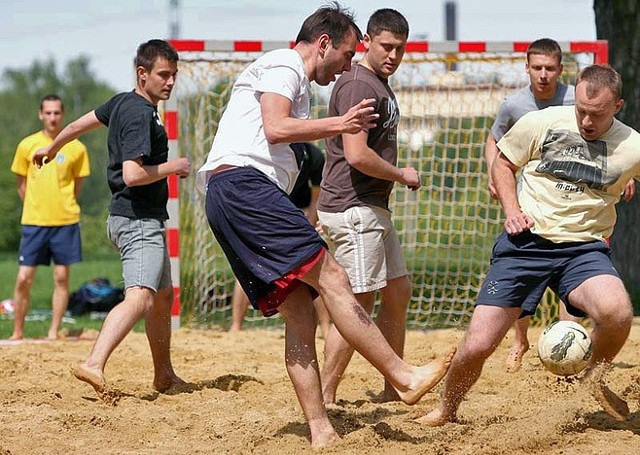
left=260, top=93, right=378, bottom=143
left=74, top=177, right=85, bottom=200
left=122, top=156, right=190, bottom=187
left=492, top=152, right=534, bottom=235
left=484, top=133, right=500, bottom=199
left=33, top=111, right=102, bottom=167
left=306, top=185, right=320, bottom=228
left=343, top=131, right=420, bottom=190
left=16, top=175, right=26, bottom=201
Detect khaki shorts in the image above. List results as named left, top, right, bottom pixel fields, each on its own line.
left=318, top=206, right=408, bottom=294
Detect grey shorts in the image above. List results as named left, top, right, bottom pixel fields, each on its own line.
left=107, top=215, right=172, bottom=292
left=318, top=205, right=408, bottom=293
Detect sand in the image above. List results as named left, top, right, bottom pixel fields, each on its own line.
left=1, top=319, right=639, bottom=454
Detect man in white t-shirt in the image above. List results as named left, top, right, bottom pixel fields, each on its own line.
left=419, top=64, right=639, bottom=427
left=197, top=3, right=454, bottom=448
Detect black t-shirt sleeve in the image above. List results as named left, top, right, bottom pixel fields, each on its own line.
left=307, top=143, right=325, bottom=187
left=94, top=96, right=116, bottom=126
left=120, top=109, right=153, bottom=162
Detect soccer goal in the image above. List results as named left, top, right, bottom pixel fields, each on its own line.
left=164, top=39, right=608, bottom=330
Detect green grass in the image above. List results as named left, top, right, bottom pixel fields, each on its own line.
left=0, top=252, right=145, bottom=339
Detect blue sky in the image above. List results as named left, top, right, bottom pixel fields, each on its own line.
left=0, top=0, right=596, bottom=92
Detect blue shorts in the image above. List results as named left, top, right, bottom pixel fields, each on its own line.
left=107, top=215, right=172, bottom=292
left=205, top=167, right=327, bottom=316
left=19, top=224, right=82, bottom=266
left=476, top=230, right=620, bottom=317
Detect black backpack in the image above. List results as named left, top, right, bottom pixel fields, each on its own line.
left=68, top=277, right=124, bottom=316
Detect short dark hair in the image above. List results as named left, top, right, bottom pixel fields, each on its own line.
left=40, top=94, right=64, bottom=111
left=576, top=64, right=623, bottom=100
left=135, top=39, right=179, bottom=71
left=295, top=1, right=363, bottom=47
left=527, top=38, right=563, bottom=65
left=367, top=8, right=409, bottom=39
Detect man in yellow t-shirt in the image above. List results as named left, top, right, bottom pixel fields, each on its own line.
left=9, top=94, right=90, bottom=340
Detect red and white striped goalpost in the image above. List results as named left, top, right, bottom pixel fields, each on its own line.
left=163, top=97, right=181, bottom=330
left=163, top=39, right=608, bottom=330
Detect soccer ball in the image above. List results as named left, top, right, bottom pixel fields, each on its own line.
left=537, top=320, right=593, bottom=376
left=0, top=299, right=14, bottom=315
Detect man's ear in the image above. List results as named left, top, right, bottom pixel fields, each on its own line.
left=318, top=34, right=330, bottom=53
left=136, top=66, right=147, bottom=83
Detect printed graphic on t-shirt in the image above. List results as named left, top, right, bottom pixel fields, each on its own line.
left=382, top=97, right=399, bottom=142
left=536, top=129, right=608, bottom=191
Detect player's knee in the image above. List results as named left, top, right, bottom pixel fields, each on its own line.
left=155, top=288, right=174, bottom=308
left=612, top=299, right=633, bottom=329
left=461, top=334, right=500, bottom=360
left=322, top=254, right=351, bottom=289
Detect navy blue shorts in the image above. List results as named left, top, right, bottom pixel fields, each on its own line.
left=18, top=224, right=82, bottom=266
left=476, top=230, right=620, bottom=317
left=205, top=167, right=327, bottom=316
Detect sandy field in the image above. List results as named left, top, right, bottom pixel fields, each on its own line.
left=1, top=319, right=639, bottom=455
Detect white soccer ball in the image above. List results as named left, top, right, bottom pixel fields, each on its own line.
left=537, top=320, right=593, bottom=376
left=0, top=299, right=14, bottom=315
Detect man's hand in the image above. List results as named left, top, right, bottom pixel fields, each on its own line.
left=173, top=157, right=191, bottom=178
left=504, top=211, right=535, bottom=235
left=399, top=167, right=421, bottom=190
left=33, top=146, right=57, bottom=168
left=622, top=179, right=636, bottom=201
left=341, top=98, right=379, bottom=134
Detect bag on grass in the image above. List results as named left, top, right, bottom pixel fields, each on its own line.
left=68, top=277, right=124, bottom=316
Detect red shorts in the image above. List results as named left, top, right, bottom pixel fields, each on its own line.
left=257, top=248, right=325, bottom=317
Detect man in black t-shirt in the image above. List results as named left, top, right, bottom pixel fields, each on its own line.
left=34, top=39, right=190, bottom=398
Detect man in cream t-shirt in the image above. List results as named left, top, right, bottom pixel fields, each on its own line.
left=418, top=64, right=640, bottom=427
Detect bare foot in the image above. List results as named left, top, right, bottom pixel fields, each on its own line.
left=398, top=347, right=456, bottom=405
left=310, top=428, right=341, bottom=449
left=46, top=331, right=60, bottom=341
left=73, top=362, right=106, bottom=395
left=154, top=374, right=187, bottom=393
left=587, top=364, right=629, bottom=421
left=414, top=407, right=456, bottom=427
left=9, top=333, right=23, bottom=341
left=505, top=342, right=529, bottom=373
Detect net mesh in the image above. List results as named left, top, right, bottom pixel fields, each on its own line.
left=172, top=45, right=596, bottom=329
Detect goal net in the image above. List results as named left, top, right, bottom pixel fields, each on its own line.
left=168, top=40, right=607, bottom=330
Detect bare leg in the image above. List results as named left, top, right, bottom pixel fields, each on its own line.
left=48, top=265, right=71, bottom=340
left=558, top=301, right=582, bottom=323
left=377, top=276, right=411, bottom=401
left=73, top=287, right=151, bottom=395
left=568, top=275, right=633, bottom=421
left=278, top=286, right=340, bottom=448
left=10, top=266, right=37, bottom=340
left=321, top=291, right=375, bottom=404
left=303, top=253, right=454, bottom=405
left=313, top=296, right=331, bottom=338
left=505, top=316, right=530, bottom=373
left=145, top=288, right=184, bottom=392
left=229, top=279, right=250, bottom=333
left=417, top=305, right=520, bottom=426
left=321, top=275, right=411, bottom=403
